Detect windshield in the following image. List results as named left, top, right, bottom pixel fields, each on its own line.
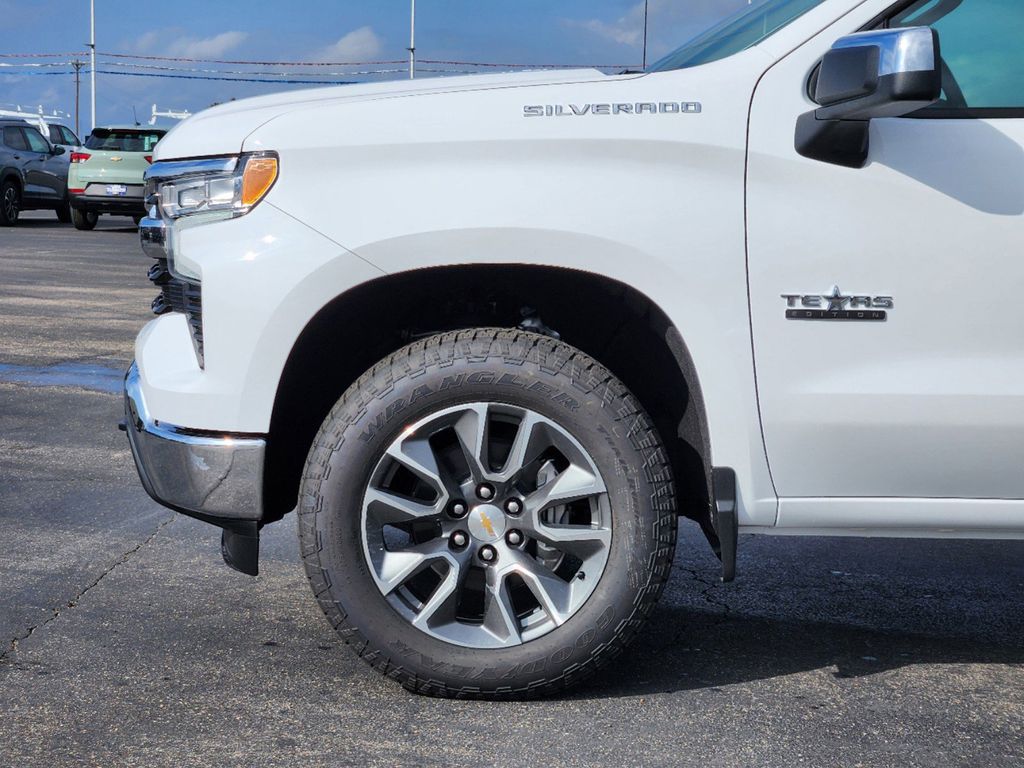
left=85, top=128, right=165, bottom=152
left=648, top=0, right=831, bottom=72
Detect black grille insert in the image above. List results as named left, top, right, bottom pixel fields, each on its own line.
left=149, top=255, right=204, bottom=367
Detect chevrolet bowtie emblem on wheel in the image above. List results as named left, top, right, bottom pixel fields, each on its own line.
left=781, top=286, right=893, bottom=321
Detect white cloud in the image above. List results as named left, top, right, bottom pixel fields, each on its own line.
left=315, top=26, right=382, bottom=62
left=125, top=29, right=248, bottom=59
left=166, top=31, right=249, bottom=59
left=132, top=31, right=161, bottom=54
left=572, top=17, right=644, bottom=47
left=567, top=0, right=748, bottom=55
left=566, top=3, right=646, bottom=48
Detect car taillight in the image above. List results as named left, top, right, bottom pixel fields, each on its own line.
left=144, top=155, right=152, bottom=164
left=70, top=152, right=91, bottom=163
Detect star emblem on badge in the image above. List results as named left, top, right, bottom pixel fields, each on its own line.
left=825, top=285, right=851, bottom=312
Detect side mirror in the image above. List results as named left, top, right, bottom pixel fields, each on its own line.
left=51, top=144, right=66, bottom=156
left=796, top=27, right=942, bottom=168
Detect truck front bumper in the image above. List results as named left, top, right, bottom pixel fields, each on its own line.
left=123, top=361, right=266, bottom=523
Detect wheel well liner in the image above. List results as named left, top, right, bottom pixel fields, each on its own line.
left=263, top=265, right=713, bottom=535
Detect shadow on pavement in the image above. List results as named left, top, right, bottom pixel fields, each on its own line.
left=9, top=217, right=68, bottom=229
left=12, top=216, right=137, bottom=233
left=571, top=604, right=1024, bottom=700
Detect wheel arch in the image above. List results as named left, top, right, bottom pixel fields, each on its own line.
left=1, top=170, right=22, bottom=191
left=263, top=264, right=715, bottom=541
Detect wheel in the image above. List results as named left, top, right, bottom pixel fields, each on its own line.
left=298, top=329, right=677, bottom=698
left=56, top=201, right=72, bottom=223
left=71, top=208, right=98, bottom=231
left=0, top=180, right=20, bottom=226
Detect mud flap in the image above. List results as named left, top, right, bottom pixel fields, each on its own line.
left=221, top=521, right=260, bottom=576
left=712, top=467, right=738, bottom=583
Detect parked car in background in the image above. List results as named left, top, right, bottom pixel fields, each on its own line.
left=68, top=126, right=165, bottom=230
left=42, top=122, right=82, bottom=151
left=0, top=118, right=70, bottom=225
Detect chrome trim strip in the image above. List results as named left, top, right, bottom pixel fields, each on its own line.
left=145, top=156, right=238, bottom=182
left=832, top=27, right=936, bottom=77
left=123, top=362, right=264, bottom=520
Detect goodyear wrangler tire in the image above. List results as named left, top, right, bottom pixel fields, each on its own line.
left=298, top=329, right=676, bottom=698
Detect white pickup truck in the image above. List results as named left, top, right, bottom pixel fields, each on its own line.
left=124, top=0, right=1024, bottom=698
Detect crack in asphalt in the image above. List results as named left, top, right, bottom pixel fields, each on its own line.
left=653, top=566, right=734, bottom=646
left=679, top=566, right=733, bottom=619
left=0, top=513, right=176, bottom=665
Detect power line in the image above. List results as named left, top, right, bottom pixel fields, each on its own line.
left=94, top=70, right=359, bottom=85
left=0, top=51, right=634, bottom=69
left=0, top=52, right=86, bottom=58
left=0, top=51, right=640, bottom=105
left=96, top=51, right=408, bottom=66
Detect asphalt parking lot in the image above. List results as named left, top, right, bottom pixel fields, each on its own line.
left=1, top=210, right=1022, bottom=768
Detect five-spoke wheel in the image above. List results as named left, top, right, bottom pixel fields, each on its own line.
left=362, top=402, right=612, bottom=648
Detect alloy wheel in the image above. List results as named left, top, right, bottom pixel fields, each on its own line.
left=3, top=186, right=18, bottom=222
left=360, top=402, right=612, bottom=649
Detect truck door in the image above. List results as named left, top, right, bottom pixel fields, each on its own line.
left=746, top=0, right=1024, bottom=503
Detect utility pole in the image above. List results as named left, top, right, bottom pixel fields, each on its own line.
left=89, top=0, right=96, bottom=132
left=72, top=59, right=84, bottom=136
left=642, top=0, right=649, bottom=70
left=408, top=0, right=416, bottom=79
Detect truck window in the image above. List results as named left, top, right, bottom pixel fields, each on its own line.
left=648, top=0, right=830, bottom=72
left=889, top=0, right=1024, bottom=112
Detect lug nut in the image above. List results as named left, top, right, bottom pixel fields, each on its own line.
left=479, top=545, right=497, bottom=563
left=449, top=501, right=468, bottom=518
left=450, top=531, right=469, bottom=548
left=505, top=498, right=522, bottom=516
left=506, top=530, right=523, bottom=547
left=476, top=484, right=495, bottom=501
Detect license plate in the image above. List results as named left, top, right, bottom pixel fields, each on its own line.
left=105, top=184, right=128, bottom=196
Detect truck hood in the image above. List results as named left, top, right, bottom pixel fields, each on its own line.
left=154, top=68, right=614, bottom=160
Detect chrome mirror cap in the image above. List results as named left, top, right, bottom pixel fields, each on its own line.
left=830, top=27, right=938, bottom=79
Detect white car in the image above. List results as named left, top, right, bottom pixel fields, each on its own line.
left=125, top=0, right=1023, bottom=698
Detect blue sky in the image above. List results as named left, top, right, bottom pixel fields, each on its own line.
left=0, top=0, right=748, bottom=132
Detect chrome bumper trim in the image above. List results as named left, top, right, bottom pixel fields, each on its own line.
left=123, top=362, right=264, bottom=521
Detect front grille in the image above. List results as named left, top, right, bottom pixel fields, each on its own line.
left=148, top=257, right=204, bottom=367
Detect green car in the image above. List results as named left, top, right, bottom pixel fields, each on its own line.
left=68, top=126, right=165, bottom=230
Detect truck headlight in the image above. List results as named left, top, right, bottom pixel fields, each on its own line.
left=147, top=153, right=278, bottom=221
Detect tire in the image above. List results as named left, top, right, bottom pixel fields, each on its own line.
left=71, top=208, right=98, bottom=231
left=56, top=201, right=72, bottom=223
left=0, top=180, right=20, bottom=226
left=298, top=328, right=677, bottom=699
